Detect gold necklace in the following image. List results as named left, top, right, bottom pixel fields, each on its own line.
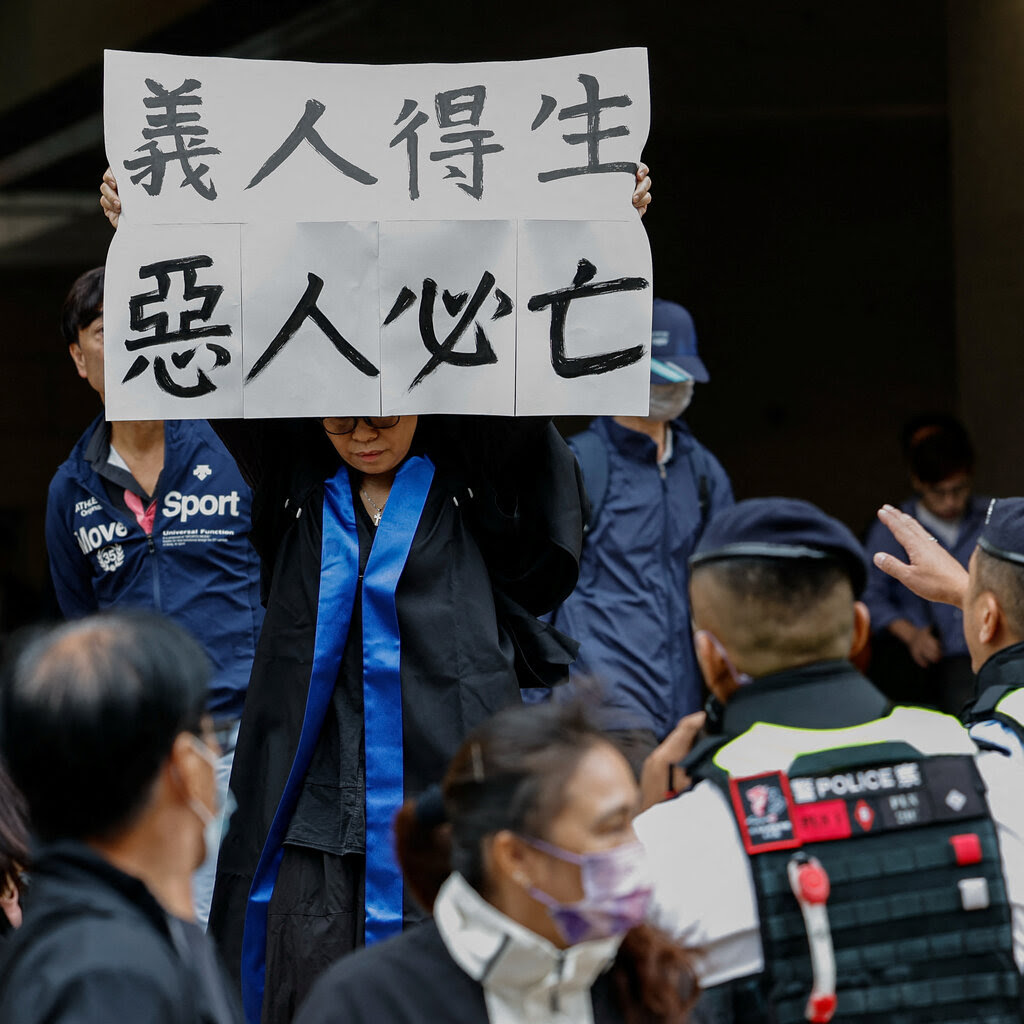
left=361, top=489, right=385, bottom=526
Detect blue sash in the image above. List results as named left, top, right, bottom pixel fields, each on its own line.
left=240, top=456, right=434, bottom=1023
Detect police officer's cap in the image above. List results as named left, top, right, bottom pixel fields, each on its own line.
left=689, top=497, right=868, bottom=595
left=977, top=498, right=1024, bottom=567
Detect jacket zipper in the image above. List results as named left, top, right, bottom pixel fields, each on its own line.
left=659, top=451, right=674, bottom=719
left=147, top=533, right=161, bottom=609
left=550, top=950, right=565, bottom=1013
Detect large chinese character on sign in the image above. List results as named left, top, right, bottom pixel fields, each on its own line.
left=240, top=222, right=382, bottom=417
left=379, top=220, right=517, bottom=415
left=532, top=73, right=637, bottom=183
left=246, top=99, right=378, bottom=190
left=516, top=220, right=652, bottom=416
left=105, top=224, right=243, bottom=419
left=122, top=255, right=233, bottom=397
left=122, top=78, right=221, bottom=200
left=528, top=257, right=647, bottom=379
left=384, top=271, right=513, bottom=388
left=390, top=87, right=505, bottom=201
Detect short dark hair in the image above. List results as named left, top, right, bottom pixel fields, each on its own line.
left=701, top=556, right=852, bottom=611
left=60, top=266, right=104, bottom=348
left=691, top=557, right=855, bottom=672
left=0, top=611, right=210, bottom=843
left=974, top=548, right=1024, bottom=639
left=902, top=413, right=974, bottom=483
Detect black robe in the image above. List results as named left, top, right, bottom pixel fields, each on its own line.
left=207, top=416, right=585, bottom=1007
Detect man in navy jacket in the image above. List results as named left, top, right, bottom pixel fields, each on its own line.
left=45, top=266, right=264, bottom=926
left=550, top=299, right=733, bottom=757
left=862, top=414, right=988, bottom=713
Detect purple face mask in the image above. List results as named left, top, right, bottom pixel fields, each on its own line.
left=520, top=836, right=652, bottom=945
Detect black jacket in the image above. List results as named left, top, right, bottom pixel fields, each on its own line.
left=0, top=842, right=240, bottom=1024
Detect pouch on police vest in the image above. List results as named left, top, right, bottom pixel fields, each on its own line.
left=705, top=743, right=1022, bottom=1024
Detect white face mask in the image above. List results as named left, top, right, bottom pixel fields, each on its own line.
left=648, top=381, right=694, bottom=422
left=187, top=736, right=235, bottom=860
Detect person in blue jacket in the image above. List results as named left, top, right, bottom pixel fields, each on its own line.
left=44, top=266, right=264, bottom=927
left=862, top=413, right=989, bottom=713
left=549, top=299, right=733, bottom=759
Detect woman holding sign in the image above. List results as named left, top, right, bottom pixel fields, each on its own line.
left=101, top=166, right=651, bottom=1024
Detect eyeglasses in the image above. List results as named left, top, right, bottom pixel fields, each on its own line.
left=322, top=416, right=401, bottom=435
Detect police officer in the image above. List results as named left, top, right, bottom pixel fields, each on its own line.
left=635, top=498, right=1024, bottom=1023
left=874, top=497, right=1024, bottom=755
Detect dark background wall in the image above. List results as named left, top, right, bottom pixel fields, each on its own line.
left=2, top=0, right=1015, bottom=615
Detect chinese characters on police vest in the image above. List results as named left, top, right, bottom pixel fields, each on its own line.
left=103, top=47, right=652, bottom=419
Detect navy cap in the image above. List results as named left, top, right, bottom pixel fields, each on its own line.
left=978, top=498, right=1024, bottom=566
left=689, top=497, right=868, bottom=595
left=650, top=299, right=709, bottom=385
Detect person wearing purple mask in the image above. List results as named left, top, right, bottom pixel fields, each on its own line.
left=293, top=701, right=702, bottom=1024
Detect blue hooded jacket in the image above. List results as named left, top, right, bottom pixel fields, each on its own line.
left=45, top=416, right=263, bottom=721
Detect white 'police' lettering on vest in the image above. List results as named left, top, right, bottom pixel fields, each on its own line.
left=730, top=755, right=988, bottom=855
left=791, top=762, right=923, bottom=803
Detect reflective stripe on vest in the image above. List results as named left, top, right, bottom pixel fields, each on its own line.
left=994, top=687, right=1024, bottom=726
left=711, top=707, right=974, bottom=778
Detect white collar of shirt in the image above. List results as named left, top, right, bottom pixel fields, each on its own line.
left=434, top=872, right=621, bottom=1024
left=107, top=443, right=132, bottom=475
left=659, top=424, right=674, bottom=468
left=915, top=501, right=963, bottom=548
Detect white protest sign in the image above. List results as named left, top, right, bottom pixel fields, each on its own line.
left=103, top=48, right=651, bottom=420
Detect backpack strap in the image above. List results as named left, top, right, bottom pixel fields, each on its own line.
left=683, top=432, right=712, bottom=532
left=569, top=429, right=610, bottom=535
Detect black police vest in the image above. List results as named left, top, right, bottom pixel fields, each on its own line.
left=693, top=730, right=1022, bottom=1024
